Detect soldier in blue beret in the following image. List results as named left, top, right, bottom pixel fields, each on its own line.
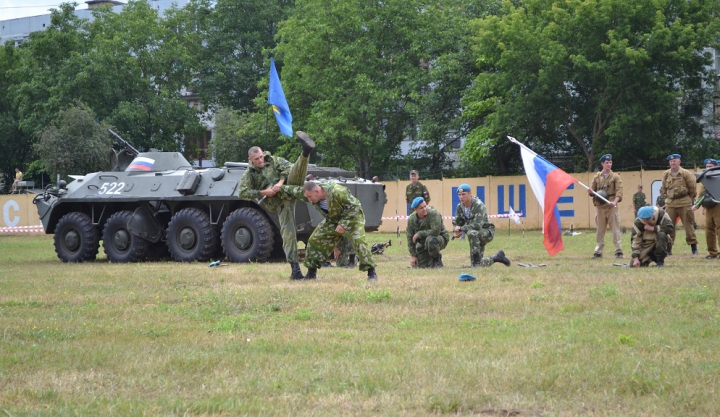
left=406, top=197, right=449, bottom=268
left=660, top=153, right=697, bottom=255
left=453, top=184, right=510, bottom=267
left=588, top=153, right=624, bottom=259
left=631, top=206, right=673, bottom=267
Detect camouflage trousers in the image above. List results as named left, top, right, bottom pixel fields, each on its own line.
left=414, top=235, right=448, bottom=268
left=265, top=154, right=310, bottom=263
left=467, top=226, right=495, bottom=266
left=635, top=231, right=672, bottom=266
left=304, top=219, right=376, bottom=272
left=336, top=237, right=356, bottom=267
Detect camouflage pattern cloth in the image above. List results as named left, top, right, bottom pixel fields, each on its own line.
left=282, top=182, right=376, bottom=271
left=238, top=152, right=309, bottom=263
left=655, top=195, right=666, bottom=209
left=406, top=207, right=449, bottom=268
left=335, top=237, right=356, bottom=267
left=453, top=197, right=495, bottom=266
left=632, top=191, right=646, bottom=214
left=660, top=167, right=697, bottom=246
left=631, top=207, right=674, bottom=265
left=406, top=182, right=430, bottom=204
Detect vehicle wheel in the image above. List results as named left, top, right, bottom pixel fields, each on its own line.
left=167, top=208, right=218, bottom=262
left=54, top=212, right=100, bottom=262
left=221, top=207, right=275, bottom=262
left=102, top=210, right=149, bottom=263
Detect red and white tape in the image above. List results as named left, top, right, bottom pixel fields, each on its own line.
left=0, top=225, right=45, bottom=233
left=381, top=212, right=523, bottom=220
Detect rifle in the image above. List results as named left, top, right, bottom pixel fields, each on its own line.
left=108, top=129, right=140, bottom=157
left=371, top=239, right=392, bottom=255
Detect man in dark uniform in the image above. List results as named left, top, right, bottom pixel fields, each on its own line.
left=405, top=170, right=430, bottom=212
left=633, top=185, right=647, bottom=216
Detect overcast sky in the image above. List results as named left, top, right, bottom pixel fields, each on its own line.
left=0, top=1, right=89, bottom=20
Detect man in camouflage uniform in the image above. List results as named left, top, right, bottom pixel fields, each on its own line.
left=692, top=158, right=720, bottom=259
left=631, top=206, right=674, bottom=267
left=281, top=181, right=377, bottom=280
left=633, top=185, right=646, bottom=216
left=238, top=131, right=315, bottom=280
left=660, top=153, right=698, bottom=255
left=406, top=197, right=449, bottom=268
left=335, top=237, right=356, bottom=267
left=452, top=184, right=510, bottom=267
left=406, top=170, right=430, bottom=213
left=588, top=154, right=624, bottom=259
left=656, top=194, right=666, bottom=210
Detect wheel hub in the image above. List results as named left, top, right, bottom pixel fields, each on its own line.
left=233, top=227, right=252, bottom=250
left=179, top=227, right=197, bottom=250
left=64, top=230, right=80, bottom=252
left=113, top=229, right=130, bottom=252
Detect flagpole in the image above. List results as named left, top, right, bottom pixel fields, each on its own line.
left=507, top=136, right=611, bottom=205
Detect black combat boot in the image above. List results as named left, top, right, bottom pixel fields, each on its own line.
left=306, top=268, right=317, bottom=280
left=471, top=253, right=481, bottom=267
left=290, top=263, right=305, bottom=280
left=691, top=244, right=698, bottom=255
left=431, top=253, right=443, bottom=268
left=667, top=245, right=672, bottom=256
left=655, top=257, right=665, bottom=268
left=491, top=250, right=511, bottom=266
left=367, top=268, right=378, bottom=280
left=296, top=131, right=316, bottom=157
left=344, top=254, right=356, bottom=269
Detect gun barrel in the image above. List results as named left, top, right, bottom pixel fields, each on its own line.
left=108, top=129, right=140, bottom=156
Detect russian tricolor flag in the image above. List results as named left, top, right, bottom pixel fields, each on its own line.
left=509, top=137, right=578, bottom=256
left=127, top=157, right=155, bottom=172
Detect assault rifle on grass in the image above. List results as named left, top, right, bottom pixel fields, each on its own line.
left=371, top=240, right=392, bottom=255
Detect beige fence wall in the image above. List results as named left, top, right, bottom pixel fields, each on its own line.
left=0, top=169, right=703, bottom=233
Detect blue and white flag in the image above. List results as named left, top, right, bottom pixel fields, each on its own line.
left=268, top=58, right=293, bottom=137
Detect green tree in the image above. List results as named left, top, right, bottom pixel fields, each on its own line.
left=464, top=0, right=720, bottom=172
left=210, top=107, right=284, bottom=166
left=35, top=104, right=112, bottom=180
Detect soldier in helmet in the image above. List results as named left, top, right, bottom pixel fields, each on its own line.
left=632, top=185, right=647, bottom=216
left=238, top=131, right=316, bottom=280
left=588, top=154, right=624, bottom=259
left=692, top=158, right=720, bottom=259
left=632, top=206, right=674, bottom=267
left=660, top=153, right=698, bottom=255
left=406, top=197, right=449, bottom=268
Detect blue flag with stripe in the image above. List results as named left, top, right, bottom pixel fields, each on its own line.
left=268, top=58, right=293, bottom=137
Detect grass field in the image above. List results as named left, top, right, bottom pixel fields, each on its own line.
left=1, top=229, right=719, bottom=416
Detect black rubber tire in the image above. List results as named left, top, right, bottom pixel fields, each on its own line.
left=167, top=208, right=218, bottom=262
left=102, top=210, right=149, bottom=263
left=221, top=207, right=275, bottom=262
left=54, top=212, right=100, bottom=262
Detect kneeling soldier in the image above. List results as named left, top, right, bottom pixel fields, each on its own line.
left=632, top=206, right=674, bottom=268
left=407, top=197, right=449, bottom=268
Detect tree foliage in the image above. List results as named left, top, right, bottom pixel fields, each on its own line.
left=464, top=0, right=720, bottom=172
left=35, top=104, right=112, bottom=179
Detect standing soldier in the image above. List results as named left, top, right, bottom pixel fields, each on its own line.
left=281, top=181, right=377, bottom=281
left=238, top=132, right=316, bottom=280
left=631, top=206, right=674, bottom=267
left=660, top=153, right=698, bottom=255
left=656, top=194, right=667, bottom=210
left=588, top=154, right=624, bottom=259
left=452, top=184, right=510, bottom=267
left=633, top=185, right=647, bottom=216
left=692, top=158, right=720, bottom=259
left=406, top=197, right=449, bottom=268
left=406, top=170, right=430, bottom=211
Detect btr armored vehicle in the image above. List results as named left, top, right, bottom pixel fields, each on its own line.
left=34, top=133, right=387, bottom=263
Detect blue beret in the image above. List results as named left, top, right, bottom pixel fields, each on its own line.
left=457, top=184, right=471, bottom=193
left=459, top=273, right=476, bottom=281
left=667, top=154, right=681, bottom=161
left=599, top=154, right=612, bottom=162
left=411, top=196, right=425, bottom=209
left=637, top=206, right=654, bottom=220
left=704, top=158, right=718, bottom=166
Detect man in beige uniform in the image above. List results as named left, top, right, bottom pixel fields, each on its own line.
left=660, top=153, right=697, bottom=255
left=588, top=154, right=624, bottom=259
left=692, top=158, right=719, bottom=258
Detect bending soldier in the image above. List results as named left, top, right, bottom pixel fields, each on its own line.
left=632, top=206, right=674, bottom=267
left=406, top=197, right=449, bottom=268
left=238, top=132, right=315, bottom=280
left=660, top=153, right=697, bottom=255
left=452, top=184, right=510, bottom=267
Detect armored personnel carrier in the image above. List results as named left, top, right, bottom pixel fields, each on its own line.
left=34, top=132, right=387, bottom=263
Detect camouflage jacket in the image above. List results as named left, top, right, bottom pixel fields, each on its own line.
left=406, top=207, right=449, bottom=256
left=453, top=197, right=493, bottom=232
left=655, top=195, right=666, bottom=208
left=632, top=192, right=646, bottom=211
left=282, top=182, right=364, bottom=230
left=631, top=207, right=674, bottom=258
left=660, top=167, right=696, bottom=208
left=590, top=170, right=623, bottom=206
left=238, top=151, right=292, bottom=212
left=406, top=182, right=430, bottom=204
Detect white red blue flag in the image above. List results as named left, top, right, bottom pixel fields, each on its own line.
left=508, top=136, right=578, bottom=256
